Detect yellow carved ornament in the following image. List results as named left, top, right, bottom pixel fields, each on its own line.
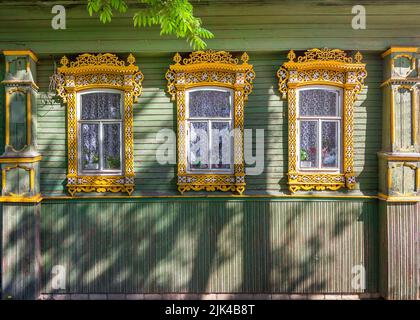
left=166, top=50, right=255, bottom=195
left=56, top=53, right=143, bottom=196
left=277, top=48, right=367, bottom=193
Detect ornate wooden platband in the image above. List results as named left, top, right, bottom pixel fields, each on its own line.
left=56, top=53, right=144, bottom=196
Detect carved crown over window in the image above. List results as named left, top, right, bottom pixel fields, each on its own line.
left=56, top=53, right=144, bottom=196
left=277, top=48, right=367, bottom=192
left=166, top=50, right=255, bottom=195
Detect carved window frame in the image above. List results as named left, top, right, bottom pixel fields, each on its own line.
left=56, top=53, right=144, bottom=196
left=2, top=164, right=34, bottom=196
left=166, top=50, right=255, bottom=195
left=296, top=85, right=343, bottom=172
left=391, top=54, right=416, bottom=78
left=277, top=48, right=367, bottom=192
left=76, top=89, right=124, bottom=175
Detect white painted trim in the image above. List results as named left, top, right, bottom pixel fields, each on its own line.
left=76, top=89, right=124, bottom=176
left=296, top=85, right=343, bottom=173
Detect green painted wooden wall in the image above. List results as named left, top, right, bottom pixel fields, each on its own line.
left=41, top=198, right=378, bottom=294
left=1, top=0, right=420, bottom=299
left=36, top=52, right=381, bottom=196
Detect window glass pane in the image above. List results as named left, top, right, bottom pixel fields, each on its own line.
left=300, top=121, right=318, bottom=169
left=81, top=92, right=121, bottom=120
left=189, top=90, right=231, bottom=118
left=299, top=89, right=338, bottom=116
left=9, top=91, right=27, bottom=150
left=189, top=122, right=209, bottom=170
left=103, top=123, right=121, bottom=170
left=211, top=122, right=231, bottom=170
left=394, top=56, right=412, bottom=76
left=321, top=121, right=338, bottom=168
left=81, top=123, right=99, bottom=170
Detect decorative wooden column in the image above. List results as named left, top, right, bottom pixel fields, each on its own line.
left=0, top=50, right=41, bottom=202
left=1, top=50, right=42, bottom=299
left=379, top=47, right=420, bottom=300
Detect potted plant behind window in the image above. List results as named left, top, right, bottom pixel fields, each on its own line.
left=300, top=148, right=313, bottom=168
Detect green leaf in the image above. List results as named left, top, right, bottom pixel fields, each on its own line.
left=86, top=0, right=213, bottom=49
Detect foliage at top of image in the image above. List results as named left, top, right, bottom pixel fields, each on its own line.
left=87, top=0, right=214, bottom=49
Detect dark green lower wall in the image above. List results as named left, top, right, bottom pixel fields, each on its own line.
left=40, top=199, right=378, bottom=294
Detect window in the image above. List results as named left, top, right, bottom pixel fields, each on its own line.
left=56, top=53, right=143, bottom=196
left=277, top=48, right=367, bottom=192
left=9, top=89, right=28, bottom=151
left=166, top=50, right=255, bottom=194
left=297, top=87, right=342, bottom=171
left=186, top=87, right=233, bottom=173
left=78, top=90, right=123, bottom=175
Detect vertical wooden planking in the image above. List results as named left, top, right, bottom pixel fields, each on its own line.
left=382, top=202, right=420, bottom=299
left=35, top=52, right=381, bottom=195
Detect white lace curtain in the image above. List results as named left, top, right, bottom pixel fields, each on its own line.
left=189, top=90, right=230, bottom=118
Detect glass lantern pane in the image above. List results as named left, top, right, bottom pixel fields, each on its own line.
left=81, top=92, right=121, bottom=120
left=299, top=89, right=338, bottom=116
left=211, top=122, right=232, bottom=170
left=299, top=121, right=318, bottom=169
left=189, top=90, right=231, bottom=118
left=394, top=56, right=412, bottom=76
left=103, top=123, right=122, bottom=170
left=189, top=122, right=209, bottom=170
left=9, top=91, right=27, bottom=150
left=81, top=123, right=99, bottom=171
left=321, top=121, right=338, bottom=168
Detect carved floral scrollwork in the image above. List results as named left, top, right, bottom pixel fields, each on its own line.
left=277, top=48, right=367, bottom=192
